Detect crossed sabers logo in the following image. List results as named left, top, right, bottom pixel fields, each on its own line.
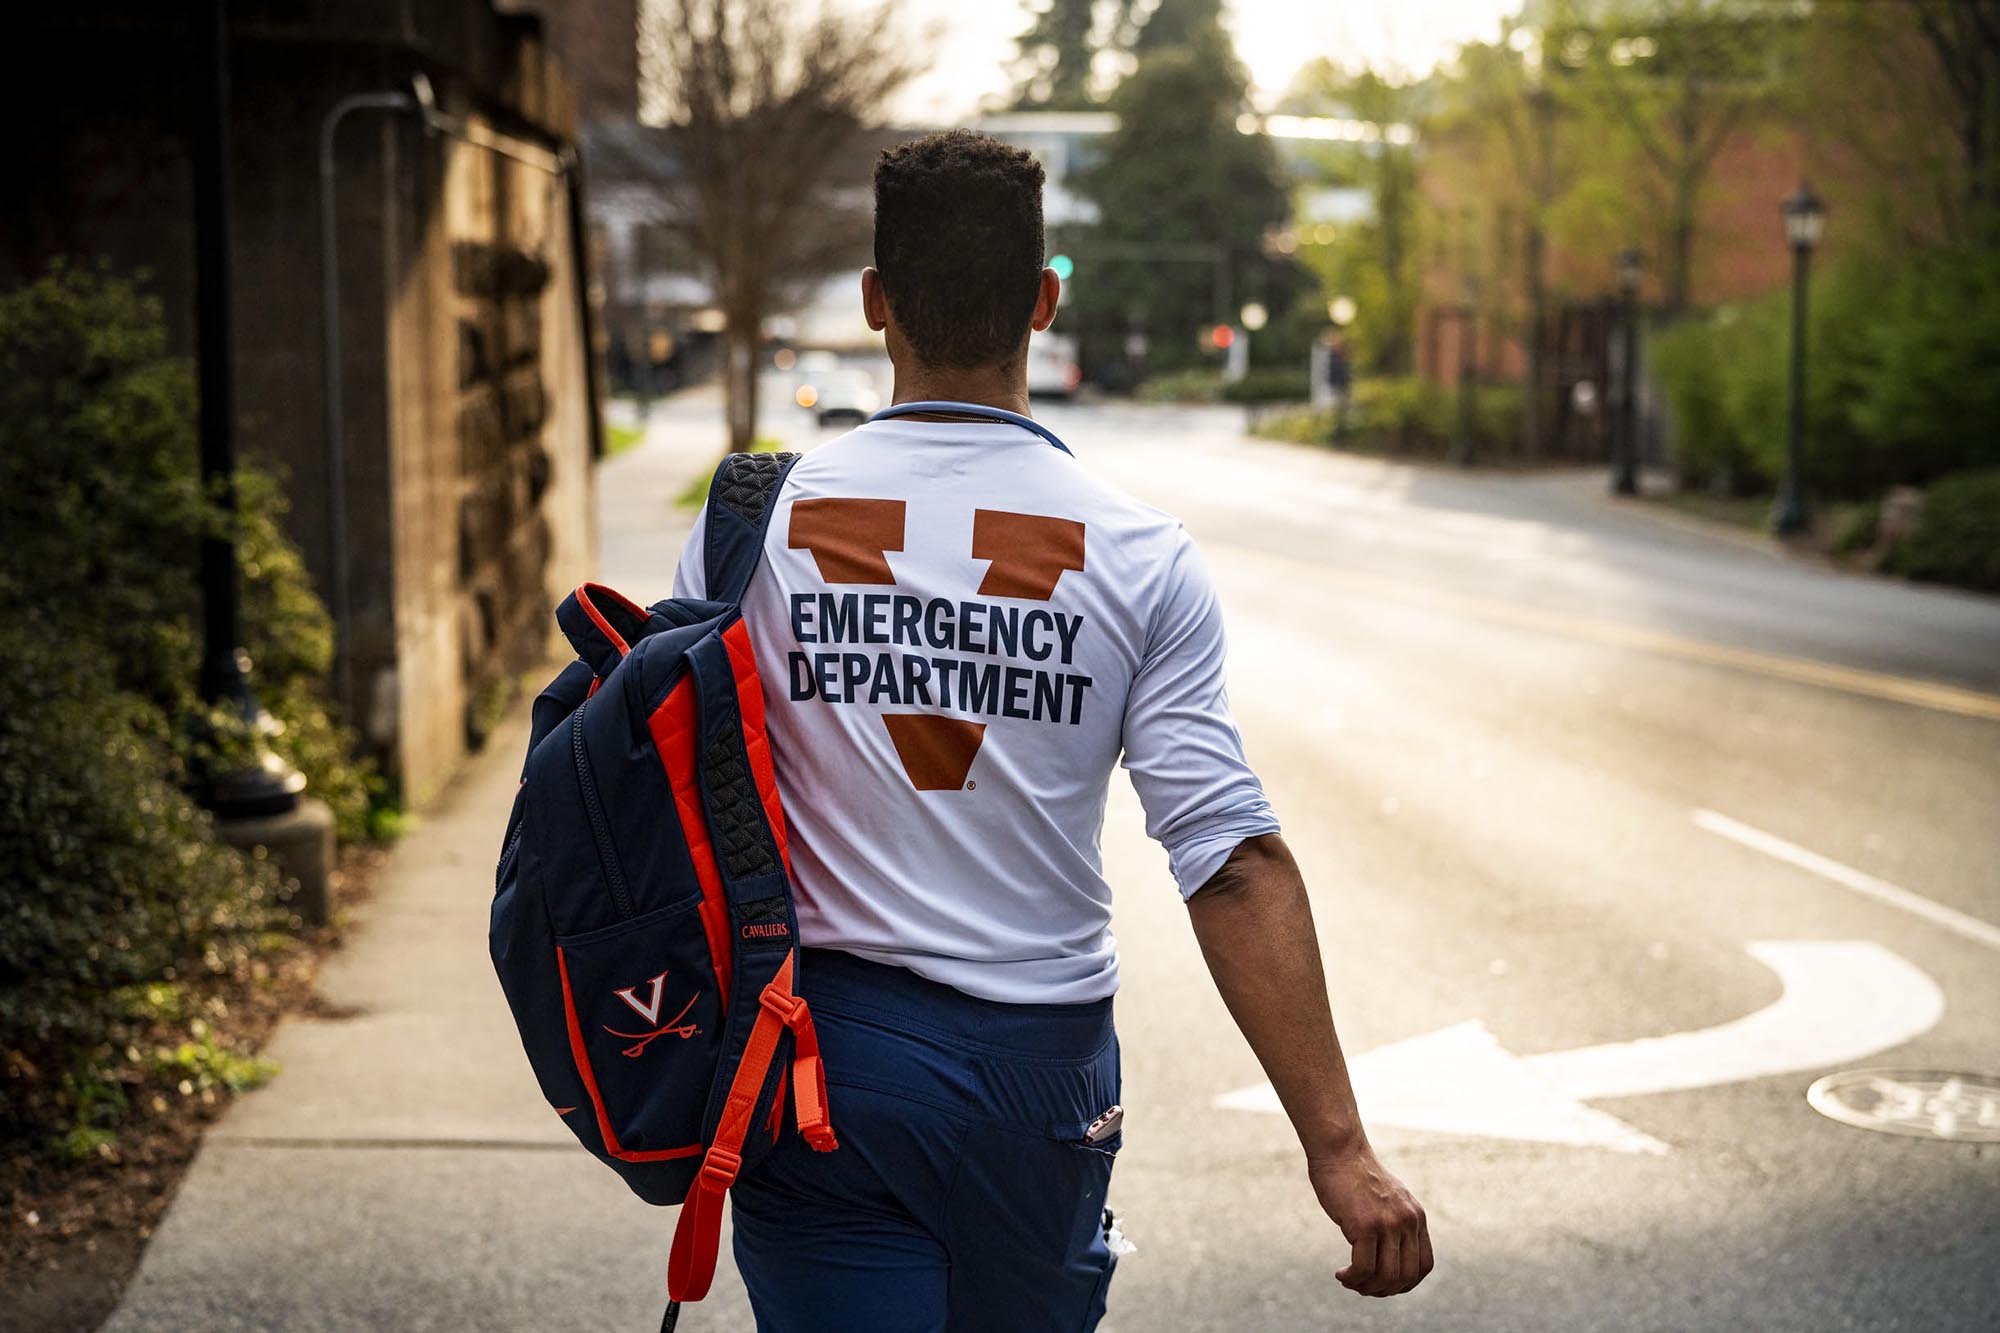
left=605, top=971, right=701, bottom=1058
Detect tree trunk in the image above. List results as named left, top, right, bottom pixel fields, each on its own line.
left=723, top=318, right=759, bottom=452
left=1668, top=180, right=1695, bottom=315
left=1380, top=156, right=1412, bottom=375
left=1523, top=221, right=1546, bottom=459
left=1970, top=55, right=1993, bottom=221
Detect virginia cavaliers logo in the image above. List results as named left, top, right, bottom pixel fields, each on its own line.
left=605, top=971, right=701, bottom=1058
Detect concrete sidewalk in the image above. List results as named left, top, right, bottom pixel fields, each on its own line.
left=105, top=405, right=757, bottom=1331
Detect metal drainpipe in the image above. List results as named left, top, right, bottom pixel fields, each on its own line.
left=319, top=86, right=417, bottom=724
left=563, top=148, right=606, bottom=462
left=318, top=74, right=577, bottom=724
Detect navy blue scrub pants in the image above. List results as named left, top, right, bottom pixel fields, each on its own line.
left=731, top=948, right=1121, bottom=1332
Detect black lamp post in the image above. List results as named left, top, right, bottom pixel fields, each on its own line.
left=1452, top=274, right=1480, bottom=466
left=1773, top=181, right=1826, bottom=536
left=190, top=0, right=306, bottom=817
left=1612, top=246, right=1643, bottom=496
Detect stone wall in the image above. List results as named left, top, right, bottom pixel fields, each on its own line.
left=4, top=1, right=600, bottom=807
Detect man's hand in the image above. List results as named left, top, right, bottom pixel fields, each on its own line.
left=1187, top=835, right=1436, bottom=1299
left=1307, top=1142, right=1433, bottom=1296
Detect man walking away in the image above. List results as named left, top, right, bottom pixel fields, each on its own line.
left=672, top=130, right=1431, bottom=1331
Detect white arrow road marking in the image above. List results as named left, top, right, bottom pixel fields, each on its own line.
left=1215, top=1018, right=1677, bottom=1155
left=1694, top=809, right=2000, bottom=954
left=1215, top=940, right=1944, bottom=1154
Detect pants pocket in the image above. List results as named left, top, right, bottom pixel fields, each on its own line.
left=960, top=1036, right=1123, bottom=1285
left=555, top=896, right=723, bottom=1158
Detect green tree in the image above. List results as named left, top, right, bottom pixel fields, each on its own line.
left=1550, top=0, right=1799, bottom=312
left=1809, top=0, right=2000, bottom=245
left=1284, top=61, right=1424, bottom=375
left=1131, top=0, right=1220, bottom=53
left=1906, top=0, right=2000, bottom=224
left=1071, top=18, right=1292, bottom=373
left=1011, top=0, right=1098, bottom=108
left=1428, top=28, right=1569, bottom=451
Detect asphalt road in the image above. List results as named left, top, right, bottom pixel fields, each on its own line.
left=107, top=384, right=2000, bottom=1331
left=758, top=383, right=2000, bottom=1331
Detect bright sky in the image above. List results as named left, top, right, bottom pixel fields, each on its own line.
left=891, top=0, right=1519, bottom=124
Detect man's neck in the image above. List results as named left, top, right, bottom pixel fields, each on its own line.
left=890, top=361, right=1032, bottom=418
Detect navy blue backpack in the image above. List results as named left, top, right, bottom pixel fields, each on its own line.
left=490, top=451, right=835, bottom=1320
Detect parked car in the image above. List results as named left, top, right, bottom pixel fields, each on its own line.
left=795, top=365, right=881, bottom=427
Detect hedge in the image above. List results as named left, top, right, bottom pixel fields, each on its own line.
left=0, top=263, right=369, bottom=1155
left=1885, top=468, right=2000, bottom=592
left=1249, top=376, right=1524, bottom=460
left=1652, top=243, right=2000, bottom=499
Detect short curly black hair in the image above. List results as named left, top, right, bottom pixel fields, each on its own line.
left=873, top=130, right=1046, bottom=370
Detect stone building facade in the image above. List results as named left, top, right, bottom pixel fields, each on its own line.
left=6, top=1, right=601, bottom=807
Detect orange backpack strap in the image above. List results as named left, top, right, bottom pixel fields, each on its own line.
left=666, top=951, right=838, bottom=1303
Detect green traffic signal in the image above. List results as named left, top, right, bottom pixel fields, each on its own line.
left=1049, top=254, right=1075, bottom=280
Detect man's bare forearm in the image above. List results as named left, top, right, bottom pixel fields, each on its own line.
left=1187, top=833, right=1365, bottom=1161
left=1189, top=833, right=1433, bottom=1297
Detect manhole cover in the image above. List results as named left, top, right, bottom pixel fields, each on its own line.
left=1806, top=1069, right=2000, bottom=1142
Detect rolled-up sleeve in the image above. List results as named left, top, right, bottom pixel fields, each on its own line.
left=1120, top=532, right=1280, bottom=897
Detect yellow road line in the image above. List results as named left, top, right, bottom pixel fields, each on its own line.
left=1219, top=547, right=2000, bottom=723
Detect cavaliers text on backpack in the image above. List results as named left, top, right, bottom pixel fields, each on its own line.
left=490, top=451, right=832, bottom=1327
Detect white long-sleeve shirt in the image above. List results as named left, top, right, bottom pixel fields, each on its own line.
left=673, top=416, right=1279, bottom=1003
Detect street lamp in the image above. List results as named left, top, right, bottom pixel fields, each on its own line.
left=1612, top=247, right=1643, bottom=496
left=193, top=0, right=306, bottom=818
left=1328, top=295, right=1357, bottom=327
left=1452, top=274, right=1480, bottom=466
left=1773, top=181, right=1826, bottom=535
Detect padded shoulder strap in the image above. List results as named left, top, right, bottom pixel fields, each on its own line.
left=702, top=451, right=800, bottom=605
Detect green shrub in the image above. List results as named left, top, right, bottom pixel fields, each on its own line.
left=1350, top=376, right=1449, bottom=446
left=1832, top=500, right=1880, bottom=555
left=1350, top=377, right=1521, bottom=456
left=1473, top=385, right=1525, bottom=456
left=1651, top=245, right=2000, bottom=500
left=1250, top=407, right=1338, bottom=445
left=1652, top=315, right=1757, bottom=492
left=1219, top=368, right=1311, bottom=405
left=1251, top=378, right=1526, bottom=459
left=1884, top=468, right=2000, bottom=592
left=0, top=623, right=285, bottom=1151
left=0, top=263, right=370, bottom=837
left=0, top=263, right=366, bottom=1154
left=1136, top=368, right=1223, bottom=403
left=1851, top=247, right=2000, bottom=486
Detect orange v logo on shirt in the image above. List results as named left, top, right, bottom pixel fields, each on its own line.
left=786, top=498, right=1088, bottom=790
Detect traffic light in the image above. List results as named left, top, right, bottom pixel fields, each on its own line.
left=1209, top=324, right=1236, bottom=350
left=1048, top=253, right=1075, bottom=280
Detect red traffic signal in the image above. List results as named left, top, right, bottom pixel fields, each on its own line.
left=1209, top=324, right=1236, bottom=350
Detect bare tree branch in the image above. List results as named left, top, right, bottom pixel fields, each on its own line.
left=639, top=0, right=920, bottom=449
left=1912, top=0, right=1978, bottom=105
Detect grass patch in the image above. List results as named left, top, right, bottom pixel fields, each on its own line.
left=604, top=421, right=646, bottom=458
left=1652, top=492, right=1773, bottom=531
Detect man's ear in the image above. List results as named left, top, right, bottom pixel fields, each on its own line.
left=862, top=267, right=890, bottom=332
left=1031, top=267, right=1061, bottom=333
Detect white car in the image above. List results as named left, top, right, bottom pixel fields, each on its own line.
left=1027, top=331, right=1081, bottom=399
left=794, top=365, right=882, bottom=427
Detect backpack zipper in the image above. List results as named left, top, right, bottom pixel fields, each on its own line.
left=571, top=703, right=636, bottom=920
left=495, top=813, right=524, bottom=892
